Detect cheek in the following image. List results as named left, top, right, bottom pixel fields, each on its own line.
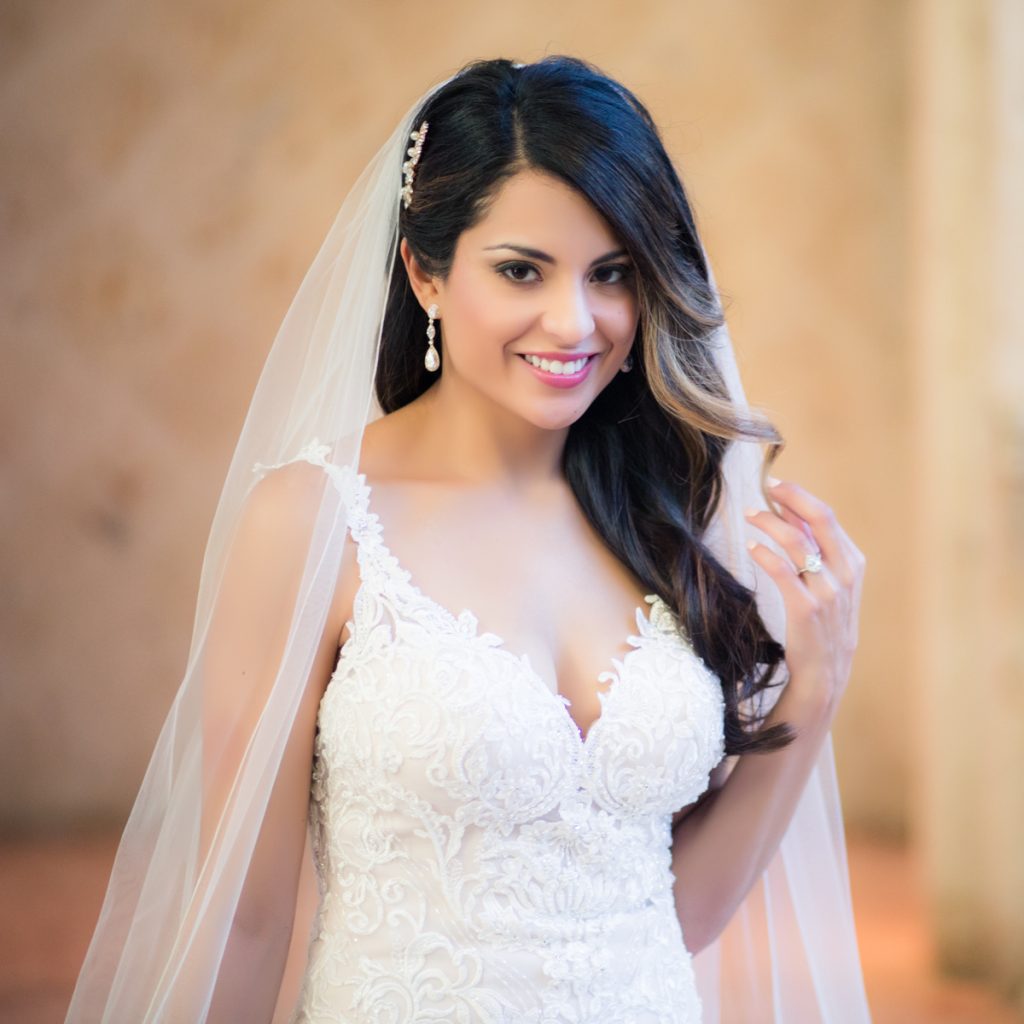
left=606, top=295, right=640, bottom=343
left=447, top=275, right=531, bottom=352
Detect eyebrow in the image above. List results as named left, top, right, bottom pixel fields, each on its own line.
left=483, top=244, right=629, bottom=267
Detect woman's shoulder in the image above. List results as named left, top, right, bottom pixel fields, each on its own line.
left=240, top=404, right=438, bottom=594
left=249, top=434, right=367, bottom=509
left=249, top=403, right=424, bottom=488
left=236, top=442, right=353, bottom=571
left=245, top=435, right=374, bottom=650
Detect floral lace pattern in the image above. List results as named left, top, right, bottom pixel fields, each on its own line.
left=269, top=443, right=726, bottom=1023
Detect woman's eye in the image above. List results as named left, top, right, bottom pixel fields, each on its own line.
left=496, top=261, right=633, bottom=285
left=498, top=262, right=540, bottom=283
left=594, top=263, right=633, bottom=286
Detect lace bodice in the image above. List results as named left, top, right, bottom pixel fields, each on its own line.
left=276, top=442, right=726, bottom=1023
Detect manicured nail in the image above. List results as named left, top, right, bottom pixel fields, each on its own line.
left=744, top=507, right=759, bottom=518
left=766, top=475, right=782, bottom=487
left=747, top=540, right=758, bottom=551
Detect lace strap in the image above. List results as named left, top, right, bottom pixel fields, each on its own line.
left=250, top=437, right=371, bottom=537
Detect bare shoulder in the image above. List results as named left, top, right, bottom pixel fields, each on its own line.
left=233, top=459, right=339, bottom=576
left=247, top=455, right=335, bottom=510
left=245, top=453, right=361, bottom=654
left=282, top=397, right=433, bottom=646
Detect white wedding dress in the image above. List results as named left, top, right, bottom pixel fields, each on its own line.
left=281, top=443, right=727, bottom=1023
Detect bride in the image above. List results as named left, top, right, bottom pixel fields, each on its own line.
left=67, top=55, right=870, bottom=1022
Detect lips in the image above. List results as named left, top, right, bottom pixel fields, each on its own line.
left=517, top=352, right=598, bottom=389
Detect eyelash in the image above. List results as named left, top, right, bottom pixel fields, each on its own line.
left=496, top=261, right=634, bottom=286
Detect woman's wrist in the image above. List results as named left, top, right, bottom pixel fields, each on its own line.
left=771, top=672, right=836, bottom=738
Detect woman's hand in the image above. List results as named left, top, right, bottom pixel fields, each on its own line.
left=744, top=477, right=866, bottom=716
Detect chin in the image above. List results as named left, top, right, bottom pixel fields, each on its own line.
left=516, top=398, right=595, bottom=433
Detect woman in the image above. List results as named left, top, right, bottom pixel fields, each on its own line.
left=67, top=56, right=870, bottom=1022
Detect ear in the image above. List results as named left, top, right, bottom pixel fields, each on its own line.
left=400, top=237, right=442, bottom=313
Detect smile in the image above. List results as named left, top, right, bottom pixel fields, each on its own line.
left=517, top=352, right=598, bottom=388
left=521, top=353, right=591, bottom=375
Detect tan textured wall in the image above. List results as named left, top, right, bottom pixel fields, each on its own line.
left=910, top=0, right=1024, bottom=1007
left=2, top=1, right=907, bottom=836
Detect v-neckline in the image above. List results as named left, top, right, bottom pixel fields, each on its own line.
left=343, top=465, right=669, bottom=746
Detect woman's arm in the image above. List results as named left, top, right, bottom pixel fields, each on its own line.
left=672, top=476, right=865, bottom=954
left=175, top=460, right=354, bottom=1023
left=670, top=681, right=832, bottom=953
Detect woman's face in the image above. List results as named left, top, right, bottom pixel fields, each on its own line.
left=404, top=168, right=640, bottom=432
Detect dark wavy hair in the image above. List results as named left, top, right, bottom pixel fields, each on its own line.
left=377, top=55, right=792, bottom=755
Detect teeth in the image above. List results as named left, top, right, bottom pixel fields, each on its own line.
left=523, top=354, right=589, bottom=375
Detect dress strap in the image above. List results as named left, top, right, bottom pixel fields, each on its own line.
left=250, top=437, right=372, bottom=540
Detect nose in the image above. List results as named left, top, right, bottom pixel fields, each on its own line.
left=539, top=278, right=596, bottom=345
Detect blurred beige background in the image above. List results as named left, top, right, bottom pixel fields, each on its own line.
left=1, top=0, right=1021, bottom=1021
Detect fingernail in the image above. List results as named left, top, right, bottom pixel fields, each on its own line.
left=766, top=475, right=781, bottom=487
left=747, top=540, right=758, bottom=552
left=744, top=506, right=759, bottom=518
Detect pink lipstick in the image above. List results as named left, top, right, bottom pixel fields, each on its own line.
left=517, top=353, right=597, bottom=389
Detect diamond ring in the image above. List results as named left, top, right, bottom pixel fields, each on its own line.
left=796, top=551, right=823, bottom=576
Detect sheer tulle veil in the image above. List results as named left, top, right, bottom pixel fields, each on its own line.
left=65, top=61, right=870, bottom=1023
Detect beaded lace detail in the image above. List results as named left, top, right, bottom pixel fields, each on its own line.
left=264, top=441, right=726, bottom=1023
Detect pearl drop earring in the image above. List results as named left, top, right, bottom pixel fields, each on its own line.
left=425, top=304, right=440, bottom=372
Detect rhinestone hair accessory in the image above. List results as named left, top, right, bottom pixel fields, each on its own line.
left=401, top=120, right=429, bottom=209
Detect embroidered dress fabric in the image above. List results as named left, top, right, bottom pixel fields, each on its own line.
left=253, top=444, right=726, bottom=1023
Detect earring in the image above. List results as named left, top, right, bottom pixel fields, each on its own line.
left=620, top=352, right=633, bottom=373
left=425, top=303, right=440, bottom=372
